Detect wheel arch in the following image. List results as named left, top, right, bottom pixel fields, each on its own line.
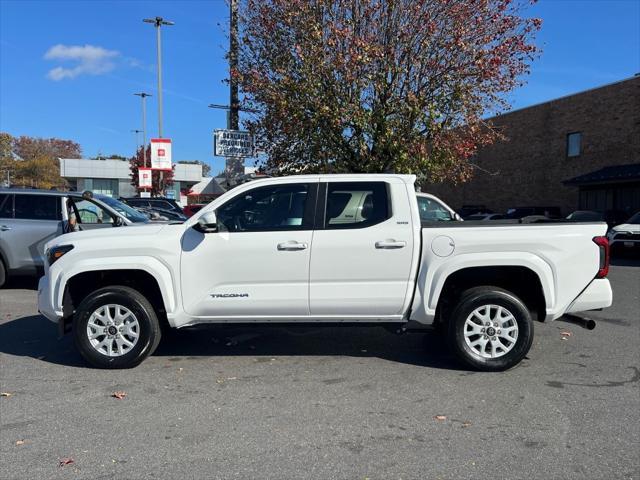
left=58, top=258, right=176, bottom=322
left=434, top=264, right=549, bottom=325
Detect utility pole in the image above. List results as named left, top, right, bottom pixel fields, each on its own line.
left=229, top=0, right=239, bottom=132
left=226, top=0, right=243, bottom=185
left=134, top=92, right=151, bottom=167
left=143, top=16, right=173, bottom=195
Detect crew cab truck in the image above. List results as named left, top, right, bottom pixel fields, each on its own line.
left=38, top=174, right=613, bottom=371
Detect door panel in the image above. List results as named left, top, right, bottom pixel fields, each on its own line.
left=180, top=182, right=316, bottom=318
left=309, top=181, right=415, bottom=317
left=1, top=194, right=62, bottom=269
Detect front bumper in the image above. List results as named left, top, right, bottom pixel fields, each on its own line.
left=565, top=278, right=613, bottom=314
left=37, top=275, right=61, bottom=324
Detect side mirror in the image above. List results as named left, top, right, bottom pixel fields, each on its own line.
left=114, top=216, right=125, bottom=227
left=195, top=211, right=218, bottom=233
left=453, top=213, right=463, bottom=221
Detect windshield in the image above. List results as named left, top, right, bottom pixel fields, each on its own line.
left=627, top=212, right=640, bottom=224
left=97, top=196, right=149, bottom=223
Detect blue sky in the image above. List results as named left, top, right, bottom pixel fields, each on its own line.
left=1, top=0, right=639, bottom=175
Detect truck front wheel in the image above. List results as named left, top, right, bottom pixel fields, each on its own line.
left=447, top=286, right=533, bottom=371
left=73, top=286, right=161, bottom=369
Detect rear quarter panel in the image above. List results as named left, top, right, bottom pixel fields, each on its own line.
left=411, top=223, right=608, bottom=323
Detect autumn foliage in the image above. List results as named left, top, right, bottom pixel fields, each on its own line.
left=237, top=0, right=541, bottom=181
left=129, top=145, right=174, bottom=197
left=0, top=133, right=80, bottom=189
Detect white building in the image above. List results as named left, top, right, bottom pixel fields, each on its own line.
left=59, top=158, right=204, bottom=204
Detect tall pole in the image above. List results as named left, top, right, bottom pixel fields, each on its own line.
left=229, top=0, right=239, bottom=131
left=226, top=0, right=242, bottom=186
left=156, top=24, right=164, bottom=138
left=134, top=93, right=151, bottom=167
left=144, top=16, right=173, bottom=195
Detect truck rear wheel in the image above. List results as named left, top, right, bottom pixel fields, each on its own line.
left=73, top=286, right=161, bottom=369
left=447, top=286, right=533, bottom=371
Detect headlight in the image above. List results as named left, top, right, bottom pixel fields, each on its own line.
left=47, top=245, right=74, bottom=265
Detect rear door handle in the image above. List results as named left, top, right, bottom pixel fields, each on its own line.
left=375, top=239, right=406, bottom=249
left=277, top=241, right=308, bottom=251
left=0, top=225, right=11, bottom=232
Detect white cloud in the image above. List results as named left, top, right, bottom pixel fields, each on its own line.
left=44, top=44, right=120, bottom=81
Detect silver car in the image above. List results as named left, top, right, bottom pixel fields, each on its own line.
left=0, top=189, right=149, bottom=287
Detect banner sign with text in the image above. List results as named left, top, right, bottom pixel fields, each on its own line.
left=214, top=129, right=254, bottom=157
left=150, top=138, right=172, bottom=170
left=138, top=168, right=152, bottom=189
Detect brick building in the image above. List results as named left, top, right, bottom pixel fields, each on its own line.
left=426, top=76, right=640, bottom=216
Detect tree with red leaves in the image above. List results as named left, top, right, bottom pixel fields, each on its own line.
left=129, top=145, right=174, bottom=197
left=237, top=0, right=541, bottom=181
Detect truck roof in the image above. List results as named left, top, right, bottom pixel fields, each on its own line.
left=244, top=173, right=417, bottom=185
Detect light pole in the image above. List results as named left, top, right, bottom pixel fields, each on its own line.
left=143, top=16, right=173, bottom=137
left=143, top=16, right=173, bottom=196
left=133, top=93, right=151, bottom=167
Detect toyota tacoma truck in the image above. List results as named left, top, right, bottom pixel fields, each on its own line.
left=38, top=174, right=613, bottom=371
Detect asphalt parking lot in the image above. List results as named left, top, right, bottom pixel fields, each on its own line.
left=1, top=259, right=638, bottom=480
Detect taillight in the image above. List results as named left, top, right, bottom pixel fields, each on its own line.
left=593, top=236, right=609, bottom=278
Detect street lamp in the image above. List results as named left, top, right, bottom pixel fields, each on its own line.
left=133, top=93, right=152, bottom=167
left=143, top=16, right=173, bottom=196
left=143, top=16, right=174, bottom=138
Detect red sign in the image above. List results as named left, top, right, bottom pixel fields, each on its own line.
left=150, top=138, right=172, bottom=170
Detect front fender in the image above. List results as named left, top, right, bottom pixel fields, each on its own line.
left=54, top=256, right=177, bottom=316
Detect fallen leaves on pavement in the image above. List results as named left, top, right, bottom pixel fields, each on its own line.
left=111, top=391, right=127, bottom=400
left=15, top=440, right=25, bottom=446
left=461, top=421, right=472, bottom=428
left=0, top=392, right=12, bottom=397
left=434, top=415, right=447, bottom=421
left=58, top=458, right=75, bottom=467
left=560, top=331, right=572, bottom=340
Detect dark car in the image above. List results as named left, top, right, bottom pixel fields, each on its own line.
left=120, top=197, right=184, bottom=216
left=505, top=206, right=562, bottom=220
left=458, top=205, right=493, bottom=219
left=566, top=210, right=604, bottom=222
left=466, top=213, right=506, bottom=221
left=566, top=209, right=629, bottom=228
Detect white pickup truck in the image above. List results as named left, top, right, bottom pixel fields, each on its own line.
left=38, top=174, right=613, bottom=371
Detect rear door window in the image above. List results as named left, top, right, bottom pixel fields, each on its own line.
left=14, top=194, right=61, bottom=220
left=324, top=182, right=390, bottom=229
left=0, top=194, right=12, bottom=218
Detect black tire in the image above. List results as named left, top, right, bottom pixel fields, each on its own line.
left=0, top=258, right=5, bottom=288
left=447, top=286, right=533, bottom=372
left=73, top=285, right=161, bottom=369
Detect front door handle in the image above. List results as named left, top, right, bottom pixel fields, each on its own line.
left=375, top=239, right=406, bottom=249
left=277, top=241, right=308, bottom=251
left=0, top=225, right=11, bottom=232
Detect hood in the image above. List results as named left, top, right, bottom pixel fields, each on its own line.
left=611, top=223, right=640, bottom=233
left=46, top=223, right=168, bottom=250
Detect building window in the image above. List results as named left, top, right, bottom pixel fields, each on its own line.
left=567, top=132, right=582, bottom=157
